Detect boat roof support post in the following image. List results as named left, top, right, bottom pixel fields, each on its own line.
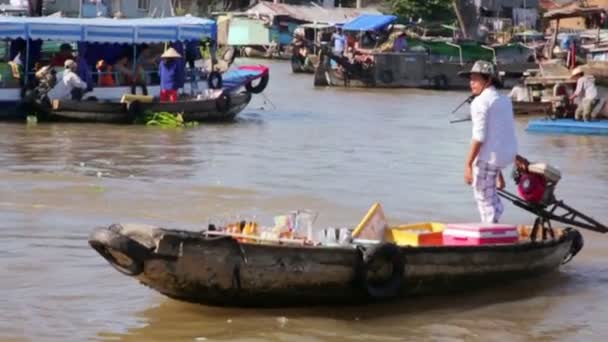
left=132, top=44, right=137, bottom=90
left=481, top=45, right=496, bottom=64
left=24, top=38, right=30, bottom=89
left=446, top=42, right=463, bottom=65
left=548, top=18, right=560, bottom=59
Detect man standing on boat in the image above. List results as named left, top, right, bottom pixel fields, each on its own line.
left=570, top=67, right=599, bottom=121
left=332, top=27, right=346, bottom=57
left=459, top=61, right=518, bottom=223
left=46, top=59, right=88, bottom=102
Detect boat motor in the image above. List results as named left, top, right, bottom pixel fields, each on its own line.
left=512, top=163, right=561, bottom=205
left=498, top=161, right=607, bottom=238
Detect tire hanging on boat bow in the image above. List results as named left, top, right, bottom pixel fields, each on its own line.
left=208, top=71, right=223, bottom=89
left=358, top=243, right=405, bottom=299
left=245, top=73, right=269, bottom=94
left=562, top=228, right=584, bottom=265
left=88, top=225, right=152, bottom=276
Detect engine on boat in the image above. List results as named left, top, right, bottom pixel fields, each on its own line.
left=513, top=163, right=561, bottom=205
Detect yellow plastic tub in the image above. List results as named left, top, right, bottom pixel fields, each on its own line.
left=120, top=94, right=154, bottom=103
left=385, top=222, right=445, bottom=247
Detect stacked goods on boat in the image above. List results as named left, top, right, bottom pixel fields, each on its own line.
left=204, top=202, right=526, bottom=248
left=352, top=203, right=522, bottom=247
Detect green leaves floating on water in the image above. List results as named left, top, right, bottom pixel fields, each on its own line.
left=135, top=111, right=199, bottom=128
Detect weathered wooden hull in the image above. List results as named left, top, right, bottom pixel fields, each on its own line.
left=313, top=52, right=535, bottom=90
left=89, top=224, right=578, bottom=307
left=291, top=55, right=316, bottom=74
left=46, top=92, right=252, bottom=123
left=513, top=101, right=553, bottom=116
left=584, top=61, right=608, bottom=86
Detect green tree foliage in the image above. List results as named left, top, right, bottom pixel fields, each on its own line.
left=389, top=0, right=455, bottom=22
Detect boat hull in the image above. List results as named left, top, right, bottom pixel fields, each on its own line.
left=46, top=92, right=252, bottom=123
left=513, top=101, right=553, bottom=116
left=527, top=118, right=608, bottom=135
left=291, top=55, right=316, bottom=74
left=89, top=224, right=577, bottom=307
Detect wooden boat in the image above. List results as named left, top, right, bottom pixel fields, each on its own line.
left=45, top=92, right=252, bottom=123
left=291, top=54, right=317, bottom=74
left=89, top=160, right=608, bottom=307
left=88, top=223, right=581, bottom=307
left=512, top=101, right=554, bottom=116
left=527, top=118, right=608, bottom=135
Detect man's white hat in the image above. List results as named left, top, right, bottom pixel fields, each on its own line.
left=64, top=59, right=76, bottom=68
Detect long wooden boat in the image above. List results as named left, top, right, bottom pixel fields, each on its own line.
left=45, top=92, right=252, bottom=123
left=512, top=101, right=554, bottom=116
left=88, top=223, right=581, bottom=307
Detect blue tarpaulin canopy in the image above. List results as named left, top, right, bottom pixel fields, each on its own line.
left=342, top=14, right=397, bottom=32
left=0, top=15, right=216, bottom=44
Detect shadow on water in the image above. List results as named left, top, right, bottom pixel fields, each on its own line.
left=98, top=268, right=598, bottom=341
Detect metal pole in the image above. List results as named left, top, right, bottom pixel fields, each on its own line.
left=79, top=0, right=83, bottom=18
left=523, top=0, right=527, bottom=44
left=24, top=38, right=30, bottom=87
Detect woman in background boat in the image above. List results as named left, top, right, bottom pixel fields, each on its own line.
left=459, top=60, right=518, bottom=224
left=570, top=67, right=599, bottom=121
left=158, top=48, right=183, bottom=103
left=46, top=59, right=87, bottom=102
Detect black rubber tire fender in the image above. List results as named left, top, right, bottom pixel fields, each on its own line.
left=215, top=92, right=232, bottom=113
left=126, top=100, right=141, bottom=121
left=562, top=228, right=584, bottom=265
left=207, top=71, right=223, bottom=89
left=88, top=227, right=151, bottom=276
left=245, top=74, right=269, bottom=94
left=380, top=70, right=394, bottom=84
left=359, top=243, right=405, bottom=299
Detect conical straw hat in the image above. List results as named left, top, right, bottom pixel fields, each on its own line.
left=161, top=47, right=182, bottom=59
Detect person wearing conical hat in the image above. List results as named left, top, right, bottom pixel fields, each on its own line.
left=158, top=47, right=182, bottom=103
left=458, top=60, right=518, bottom=223
left=569, top=66, right=599, bottom=121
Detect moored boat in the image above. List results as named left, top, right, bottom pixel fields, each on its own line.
left=47, top=91, right=252, bottom=123
left=512, top=101, right=554, bottom=116
left=0, top=15, right=271, bottom=123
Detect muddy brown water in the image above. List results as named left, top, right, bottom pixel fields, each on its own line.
left=1, top=59, right=608, bottom=341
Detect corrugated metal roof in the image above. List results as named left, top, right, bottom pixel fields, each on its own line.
left=543, top=6, right=606, bottom=20
left=247, top=1, right=380, bottom=25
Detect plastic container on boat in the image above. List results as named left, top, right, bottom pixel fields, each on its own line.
left=385, top=222, right=444, bottom=246
left=443, top=223, right=518, bottom=246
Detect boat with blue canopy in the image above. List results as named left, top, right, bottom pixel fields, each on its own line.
left=0, top=15, right=269, bottom=122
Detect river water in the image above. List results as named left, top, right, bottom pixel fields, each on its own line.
left=1, top=59, right=608, bottom=341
